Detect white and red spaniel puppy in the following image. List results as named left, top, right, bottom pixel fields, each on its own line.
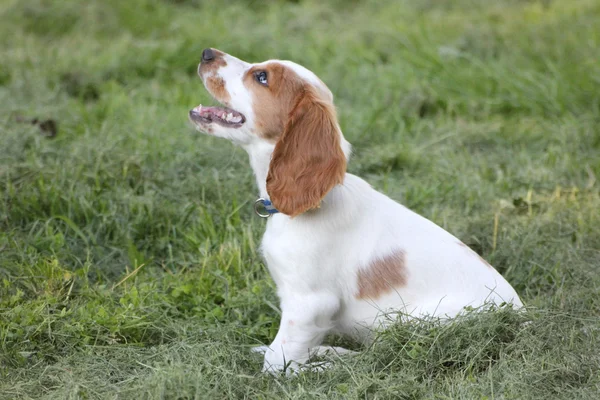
left=189, top=48, right=523, bottom=373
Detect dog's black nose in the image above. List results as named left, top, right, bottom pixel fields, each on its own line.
left=202, top=48, right=215, bottom=62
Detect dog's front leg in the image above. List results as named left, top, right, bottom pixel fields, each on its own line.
left=262, top=292, right=340, bottom=374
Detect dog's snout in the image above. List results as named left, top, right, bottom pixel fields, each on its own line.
left=202, top=48, right=215, bottom=62
left=198, top=48, right=226, bottom=79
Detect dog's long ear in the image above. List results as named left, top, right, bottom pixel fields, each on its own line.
left=266, top=86, right=346, bottom=217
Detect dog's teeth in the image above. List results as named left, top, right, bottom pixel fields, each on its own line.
left=227, top=113, right=233, bottom=121
left=194, top=104, right=203, bottom=112
left=232, top=116, right=241, bottom=123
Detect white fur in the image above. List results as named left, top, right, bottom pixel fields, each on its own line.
left=192, top=51, right=523, bottom=374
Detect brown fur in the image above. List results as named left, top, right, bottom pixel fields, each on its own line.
left=457, top=242, right=493, bottom=269
left=206, top=76, right=231, bottom=105
left=243, top=63, right=305, bottom=140
left=356, top=250, right=407, bottom=299
left=266, top=85, right=347, bottom=217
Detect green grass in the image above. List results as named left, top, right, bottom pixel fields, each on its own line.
left=1, top=0, right=599, bottom=398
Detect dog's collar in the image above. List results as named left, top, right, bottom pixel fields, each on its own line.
left=254, top=198, right=280, bottom=218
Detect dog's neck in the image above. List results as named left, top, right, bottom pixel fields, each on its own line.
left=243, top=141, right=275, bottom=200
left=242, top=135, right=353, bottom=211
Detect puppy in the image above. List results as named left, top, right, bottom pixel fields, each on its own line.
left=189, top=48, right=523, bottom=373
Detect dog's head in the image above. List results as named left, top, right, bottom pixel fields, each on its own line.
left=190, top=48, right=351, bottom=217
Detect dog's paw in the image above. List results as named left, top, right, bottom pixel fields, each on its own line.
left=257, top=345, right=358, bottom=376
left=262, top=360, right=333, bottom=376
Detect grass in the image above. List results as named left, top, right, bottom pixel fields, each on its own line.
left=1, top=0, right=599, bottom=398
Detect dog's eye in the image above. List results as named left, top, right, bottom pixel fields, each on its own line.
left=255, top=71, right=268, bottom=86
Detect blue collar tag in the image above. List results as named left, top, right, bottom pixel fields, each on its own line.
left=254, top=198, right=279, bottom=218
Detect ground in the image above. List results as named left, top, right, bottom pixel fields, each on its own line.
left=1, top=0, right=599, bottom=398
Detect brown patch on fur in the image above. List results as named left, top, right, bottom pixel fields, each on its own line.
left=206, top=76, right=230, bottom=105
left=266, top=84, right=347, bottom=217
left=243, top=63, right=305, bottom=140
left=356, top=250, right=408, bottom=299
left=457, top=241, right=493, bottom=269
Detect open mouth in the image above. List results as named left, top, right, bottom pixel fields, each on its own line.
left=189, top=104, right=246, bottom=128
